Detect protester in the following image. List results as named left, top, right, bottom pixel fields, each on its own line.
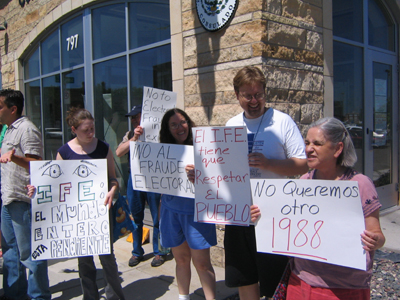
left=224, top=66, right=308, bottom=300
left=56, top=107, right=125, bottom=300
left=251, top=117, right=385, bottom=299
left=159, top=108, right=217, bottom=300
left=115, top=105, right=164, bottom=267
left=0, top=123, right=7, bottom=260
left=0, top=89, right=51, bottom=299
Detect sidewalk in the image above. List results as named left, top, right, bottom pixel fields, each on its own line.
left=378, top=206, right=400, bottom=253
left=1, top=206, right=399, bottom=299
left=30, top=235, right=237, bottom=300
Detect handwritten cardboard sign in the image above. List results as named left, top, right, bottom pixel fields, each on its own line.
left=30, top=159, right=111, bottom=260
left=141, top=86, right=177, bottom=142
left=130, top=141, right=195, bottom=197
left=251, top=178, right=366, bottom=270
left=192, top=126, right=252, bottom=225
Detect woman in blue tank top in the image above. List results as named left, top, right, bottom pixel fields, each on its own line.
left=159, top=108, right=217, bottom=300
left=56, top=108, right=125, bottom=300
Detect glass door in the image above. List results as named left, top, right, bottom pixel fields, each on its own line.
left=365, top=51, right=398, bottom=208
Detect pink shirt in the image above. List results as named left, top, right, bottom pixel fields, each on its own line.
left=291, top=168, right=382, bottom=289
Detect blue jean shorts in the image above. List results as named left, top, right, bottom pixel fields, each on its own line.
left=160, top=205, right=217, bottom=250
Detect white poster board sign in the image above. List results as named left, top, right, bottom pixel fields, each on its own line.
left=141, top=86, right=177, bottom=142
left=30, top=159, right=110, bottom=260
left=130, top=141, right=195, bottom=198
left=193, top=126, right=252, bottom=226
left=252, top=178, right=366, bottom=270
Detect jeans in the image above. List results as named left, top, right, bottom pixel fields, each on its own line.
left=1, top=201, right=50, bottom=300
left=127, top=176, right=161, bottom=257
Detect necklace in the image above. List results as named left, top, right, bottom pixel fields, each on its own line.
left=243, top=108, right=267, bottom=153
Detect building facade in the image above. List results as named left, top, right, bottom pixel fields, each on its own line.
left=0, top=0, right=399, bottom=264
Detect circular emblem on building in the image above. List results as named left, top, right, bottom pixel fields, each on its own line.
left=196, top=0, right=238, bottom=32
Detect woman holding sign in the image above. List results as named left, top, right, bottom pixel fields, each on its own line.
left=57, top=108, right=125, bottom=300
left=252, top=117, right=385, bottom=300
left=159, top=108, right=217, bottom=300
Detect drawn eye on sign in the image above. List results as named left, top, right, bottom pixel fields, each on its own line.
left=42, top=164, right=63, bottom=179
left=73, top=165, right=96, bottom=178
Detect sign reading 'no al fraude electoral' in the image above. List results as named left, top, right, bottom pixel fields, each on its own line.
left=196, top=0, right=238, bottom=32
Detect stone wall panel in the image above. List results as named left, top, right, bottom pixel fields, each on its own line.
left=305, top=31, right=323, bottom=53
left=232, top=44, right=253, bottom=61
left=294, top=49, right=323, bottom=66
left=268, top=103, right=301, bottom=122
left=300, top=103, right=323, bottom=124
left=185, top=106, right=210, bottom=126
left=266, top=0, right=283, bottom=15
left=282, top=0, right=323, bottom=27
left=209, top=104, right=243, bottom=126
left=182, top=9, right=199, bottom=31
left=268, top=21, right=307, bottom=49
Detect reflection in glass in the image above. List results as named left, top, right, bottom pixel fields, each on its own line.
left=368, top=0, right=394, bottom=51
left=25, top=48, right=40, bottom=79
left=93, top=57, right=128, bottom=192
left=333, top=0, right=363, bottom=42
left=372, top=62, right=392, bottom=187
left=43, top=76, right=62, bottom=160
left=25, top=80, right=41, bottom=131
left=61, top=15, right=84, bottom=68
left=129, top=0, right=170, bottom=49
left=333, top=42, right=364, bottom=173
left=62, top=68, right=85, bottom=141
left=130, top=44, right=172, bottom=105
left=92, top=4, right=126, bottom=60
left=41, top=30, right=60, bottom=75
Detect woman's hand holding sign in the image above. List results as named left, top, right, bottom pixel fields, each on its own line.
left=185, top=164, right=195, bottom=183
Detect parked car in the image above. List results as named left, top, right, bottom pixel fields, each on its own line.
left=345, top=125, right=387, bottom=148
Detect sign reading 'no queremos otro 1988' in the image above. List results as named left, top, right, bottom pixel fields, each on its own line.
left=196, top=0, right=238, bottom=32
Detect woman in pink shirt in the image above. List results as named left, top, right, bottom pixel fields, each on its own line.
left=252, top=117, right=385, bottom=300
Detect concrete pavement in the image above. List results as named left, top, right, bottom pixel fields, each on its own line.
left=1, top=206, right=400, bottom=299
left=5, top=235, right=238, bottom=300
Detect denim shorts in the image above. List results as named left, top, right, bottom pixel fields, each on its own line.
left=160, top=205, right=217, bottom=250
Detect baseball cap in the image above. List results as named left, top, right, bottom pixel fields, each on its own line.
left=125, top=105, right=142, bottom=117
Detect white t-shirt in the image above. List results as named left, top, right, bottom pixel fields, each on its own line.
left=226, top=108, right=306, bottom=179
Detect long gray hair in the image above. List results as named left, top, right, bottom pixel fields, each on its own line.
left=309, top=117, right=357, bottom=167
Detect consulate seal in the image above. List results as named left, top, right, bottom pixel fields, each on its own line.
left=196, top=0, right=238, bottom=32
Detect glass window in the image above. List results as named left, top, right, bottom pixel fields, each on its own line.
left=92, top=4, right=126, bottom=60
left=333, top=42, right=364, bottom=172
left=25, top=80, right=41, bottom=130
left=61, top=15, right=84, bottom=68
left=41, top=30, right=60, bottom=75
left=368, top=0, right=395, bottom=51
left=25, top=48, right=40, bottom=79
left=93, top=56, right=128, bottom=187
left=22, top=1, right=172, bottom=185
left=62, top=68, right=85, bottom=141
left=42, top=75, right=62, bottom=160
left=333, top=0, right=363, bottom=42
left=130, top=44, right=172, bottom=104
left=129, top=0, right=170, bottom=49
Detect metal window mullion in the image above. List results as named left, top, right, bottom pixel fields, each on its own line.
left=83, top=7, right=94, bottom=114
left=126, top=2, right=131, bottom=131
